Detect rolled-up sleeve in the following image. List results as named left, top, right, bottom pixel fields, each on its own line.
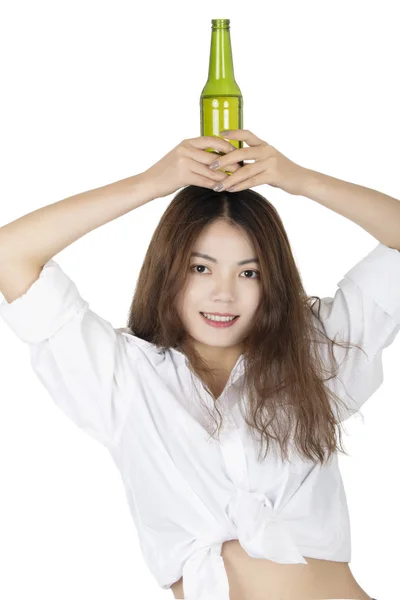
left=317, top=243, right=400, bottom=422
left=0, top=259, right=136, bottom=448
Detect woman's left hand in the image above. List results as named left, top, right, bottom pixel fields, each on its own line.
left=210, top=129, right=308, bottom=196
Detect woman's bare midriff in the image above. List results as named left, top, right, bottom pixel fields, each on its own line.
left=170, top=539, right=372, bottom=600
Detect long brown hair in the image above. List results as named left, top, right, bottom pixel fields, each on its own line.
left=127, top=185, right=366, bottom=466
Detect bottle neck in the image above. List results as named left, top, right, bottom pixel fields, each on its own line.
left=208, top=19, right=235, bottom=82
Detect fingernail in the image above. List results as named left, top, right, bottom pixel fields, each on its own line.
left=209, top=160, right=220, bottom=170
left=220, top=130, right=230, bottom=136
left=213, top=183, right=224, bottom=192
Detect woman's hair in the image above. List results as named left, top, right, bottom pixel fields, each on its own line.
left=127, top=185, right=366, bottom=467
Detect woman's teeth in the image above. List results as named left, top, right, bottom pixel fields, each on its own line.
left=201, top=313, right=237, bottom=322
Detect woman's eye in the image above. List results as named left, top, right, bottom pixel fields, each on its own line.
left=190, top=264, right=259, bottom=278
left=243, top=270, right=260, bottom=279
left=191, top=264, right=209, bottom=274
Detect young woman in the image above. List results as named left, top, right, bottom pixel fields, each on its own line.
left=0, top=129, right=396, bottom=600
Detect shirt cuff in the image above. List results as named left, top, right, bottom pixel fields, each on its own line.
left=0, top=259, right=88, bottom=344
left=338, top=242, right=400, bottom=326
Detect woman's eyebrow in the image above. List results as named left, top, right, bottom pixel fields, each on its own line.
left=190, top=252, right=260, bottom=266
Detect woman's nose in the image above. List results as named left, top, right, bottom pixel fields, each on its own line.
left=211, top=281, right=236, bottom=299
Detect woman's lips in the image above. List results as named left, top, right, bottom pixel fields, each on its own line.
left=200, top=312, right=240, bottom=328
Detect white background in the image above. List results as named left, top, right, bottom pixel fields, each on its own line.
left=0, top=1, right=399, bottom=599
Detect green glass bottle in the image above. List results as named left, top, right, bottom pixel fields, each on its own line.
left=200, top=18, right=244, bottom=169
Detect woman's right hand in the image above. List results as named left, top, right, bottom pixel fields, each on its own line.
left=141, top=136, right=243, bottom=199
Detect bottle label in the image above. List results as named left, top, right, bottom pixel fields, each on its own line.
left=201, top=95, right=243, bottom=156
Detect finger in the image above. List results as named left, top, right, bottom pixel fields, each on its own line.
left=186, top=145, right=236, bottom=171
left=189, top=135, right=236, bottom=155
left=213, top=161, right=267, bottom=192
left=209, top=147, right=256, bottom=171
left=190, top=171, right=227, bottom=190
left=189, top=159, right=228, bottom=184
left=220, top=129, right=268, bottom=146
left=184, top=148, right=241, bottom=182
left=215, top=162, right=242, bottom=174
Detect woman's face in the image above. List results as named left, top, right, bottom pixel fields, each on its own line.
left=176, top=219, right=261, bottom=367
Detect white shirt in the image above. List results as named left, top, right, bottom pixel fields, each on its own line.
left=1, top=242, right=399, bottom=600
